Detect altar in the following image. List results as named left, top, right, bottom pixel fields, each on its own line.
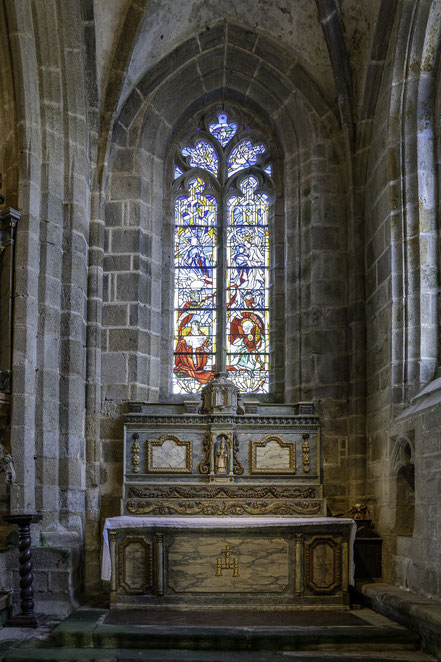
left=103, top=516, right=355, bottom=609
left=106, top=375, right=355, bottom=609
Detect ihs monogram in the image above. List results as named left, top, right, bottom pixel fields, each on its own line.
left=215, top=544, right=239, bottom=577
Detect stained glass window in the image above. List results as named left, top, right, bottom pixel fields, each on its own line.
left=173, top=111, right=273, bottom=395
left=228, top=139, right=266, bottom=176
left=181, top=141, right=218, bottom=175
left=209, top=113, right=238, bottom=147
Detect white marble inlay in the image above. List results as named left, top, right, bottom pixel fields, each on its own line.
left=255, top=438, right=292, bottom=471
left=149, top=437, right=189, bottom=471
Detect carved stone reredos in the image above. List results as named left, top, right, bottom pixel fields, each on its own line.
left=200, top=373, right=240, bottom=414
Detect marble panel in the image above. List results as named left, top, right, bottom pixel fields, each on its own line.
left=120, top=536, right=152, bottom=594
left=147, top=435, right=192, bottom=473
left=250, top=435, right=295, bottom=474
left=168, top=534, right=290, bottom=593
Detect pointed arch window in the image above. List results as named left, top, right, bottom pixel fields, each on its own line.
left=172, top=109, right=273, bottom=395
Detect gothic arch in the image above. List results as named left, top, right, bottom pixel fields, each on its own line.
left=101, top=23, right=349, bottom=406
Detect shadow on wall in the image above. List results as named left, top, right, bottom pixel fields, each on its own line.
left=392, top=438, right=415, bottom=537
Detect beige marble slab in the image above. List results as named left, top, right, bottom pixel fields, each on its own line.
left=168, top=534, right=290, bottom=593
left=122, top=541, right=149, bottom=590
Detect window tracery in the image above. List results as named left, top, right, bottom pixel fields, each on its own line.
left=172, top=108, right=273, bottom=395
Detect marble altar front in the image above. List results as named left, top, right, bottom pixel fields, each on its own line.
left=104, top=516, right=355, bottom=609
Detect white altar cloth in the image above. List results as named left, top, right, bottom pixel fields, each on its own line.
left=102, top=516, right=356, bottom=583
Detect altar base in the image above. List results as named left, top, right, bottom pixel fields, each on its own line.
left=104, top=516, right=355, bottom=610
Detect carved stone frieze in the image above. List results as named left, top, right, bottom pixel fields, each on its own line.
left=127, top=485, right=318, bottom=500
left=126, top=499, right=322, bottom=517
left=126, top=414, right=319, bottom=427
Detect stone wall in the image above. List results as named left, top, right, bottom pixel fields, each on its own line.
left=364, top=0, right=441, bottom=598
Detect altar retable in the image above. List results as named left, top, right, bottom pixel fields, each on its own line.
left=103, top=374, right=355, bottom=609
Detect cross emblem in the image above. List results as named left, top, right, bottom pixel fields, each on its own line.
left=215, top=544, right=239, bottom=577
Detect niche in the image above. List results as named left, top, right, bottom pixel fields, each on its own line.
left=393, top=439, right=415, bottom=537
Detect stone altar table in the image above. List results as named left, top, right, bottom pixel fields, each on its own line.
left=103, top=516, right=356, bottom=610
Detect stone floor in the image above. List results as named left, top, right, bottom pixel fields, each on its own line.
left=0, top=604, right=435, bottom=661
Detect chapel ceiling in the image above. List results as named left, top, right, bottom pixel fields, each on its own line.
left=93, top=0, right=384, bottom=127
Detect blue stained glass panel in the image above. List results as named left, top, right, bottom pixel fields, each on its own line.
left=175, top=269, right=216, bottom=310
left=175, top=177, right=216, bottom=227
left=228, top=177, right=269, bottom=225
left=228, top=140, right=266, bottom=176
left=227, top=229, right=268, bottom=268
left=208, top=113, right=238, bottom=147
left=226, top=286, right=267, bottom=310
left=175, top=226, right=216, bottom=267
left=182, top=141, right=218, bottom=175
left=174, top=166, right=183, bottom=179
left=264, top=164, right=272, bottom=176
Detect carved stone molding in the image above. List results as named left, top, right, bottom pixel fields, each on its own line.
left=126, top=499, right=323, bottom=517
left=198, top=432, right=211, bottom=474
left=127, top=485, right=318, bottom=500
left=232, top=434, right=244, bottom=475
left=126, top=414, right=319, bottom=427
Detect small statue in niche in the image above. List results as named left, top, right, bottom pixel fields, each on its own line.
left=0, top=444, right=15, bottom=484
left=214, top=434, right=230, bottom=474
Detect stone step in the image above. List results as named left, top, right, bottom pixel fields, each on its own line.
left=3, top=648, right=436, bottom=662
left=45, top=608, right=421, bottom=653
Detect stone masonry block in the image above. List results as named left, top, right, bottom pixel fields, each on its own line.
left=111, top=228, right=140, bottom=253
left=102, top=352, right=127, bottom=385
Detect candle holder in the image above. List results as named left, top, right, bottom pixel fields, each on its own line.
left=3, top=514, right=47, bottom=627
